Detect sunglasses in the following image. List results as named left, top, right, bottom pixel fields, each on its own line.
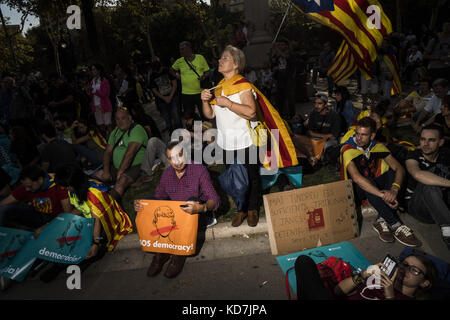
left=400, top=261, right=425, bottom=276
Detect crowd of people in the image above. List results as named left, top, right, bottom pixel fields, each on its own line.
left=0, top=20, right=449, bottom=299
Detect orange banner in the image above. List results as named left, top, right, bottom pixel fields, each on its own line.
left=135, top=200, right=198, bottom=256
left=310, top=137, right=327, bottom=160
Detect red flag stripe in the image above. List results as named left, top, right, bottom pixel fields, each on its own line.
left=329, top=44, right=351, bottom=77
left=335, top=0, right=380, bottom=52
left=233, top=78, right=296, bottom=168
left=100, top=191, right=121, bottom=229
left=320, top=10, right=372, bottom=65
left=330, top=47, right=352, bottom=81
left=335, top=56, right=357, bottom=84
left=88, top=192, right=116, bottom=241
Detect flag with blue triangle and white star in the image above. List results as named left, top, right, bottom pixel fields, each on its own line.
left=291, top=0, right=335, bottom=13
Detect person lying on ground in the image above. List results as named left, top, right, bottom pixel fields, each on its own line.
left=294, top=253, right=437, bottom=300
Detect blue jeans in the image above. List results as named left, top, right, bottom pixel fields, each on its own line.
left=353, top=170, right=400, bottom=226
left=157, top=95, right=181, bottom=133
left=408, top=183, right=450, bottom=226
left=72, top=144, right=102, bottom=170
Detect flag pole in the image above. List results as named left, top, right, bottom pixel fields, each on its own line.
left=272, top=0, right=293, bottom=44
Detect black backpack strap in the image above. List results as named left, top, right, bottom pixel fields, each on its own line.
left=184, top=56, right=201, bottom=79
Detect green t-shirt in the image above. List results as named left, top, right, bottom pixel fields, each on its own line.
left=172, top=54, right=209, bottom=95
left=108, top=124, right=148, bottom=169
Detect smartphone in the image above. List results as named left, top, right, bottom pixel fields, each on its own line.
left=381, top=254, right=398, bottom=278
left=179, top=204, right=188, bottom=208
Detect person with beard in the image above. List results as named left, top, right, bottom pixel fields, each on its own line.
left=134, top=141, right=219, bottom=278
left=340, top=117, right=421, bottom=248
left=405, top=125, right=450, bottom=250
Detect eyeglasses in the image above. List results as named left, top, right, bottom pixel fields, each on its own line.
left=400, top=261, right=425, bottom=276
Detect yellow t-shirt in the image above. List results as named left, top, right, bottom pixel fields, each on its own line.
left=172, top=54, right=209, bottom=95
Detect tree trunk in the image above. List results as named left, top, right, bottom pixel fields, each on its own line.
left=81, top=0, right=100, bottom=55
left=54, top=44, right=62, bottom=76
left=145, top=21, right=156, bottom=58
left=396, top=0, right=402, bottom=32
left=0, top=7, right=17, bottom=72
left=429, top=0, right=447, bottom=31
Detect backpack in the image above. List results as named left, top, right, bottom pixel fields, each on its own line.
left=285, top=256, right=353, bottom=300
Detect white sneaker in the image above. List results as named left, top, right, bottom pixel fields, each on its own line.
left=206, top=217, right=218, bottom=228
left=152, top=159, right=162, bottom=173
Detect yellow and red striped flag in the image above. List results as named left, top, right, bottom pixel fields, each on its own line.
left=383, top=53, right=402, bottom=96
left=292, top=0, right=400, bottom=94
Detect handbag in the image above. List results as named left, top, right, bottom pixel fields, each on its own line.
left=184, top=57, right=212, bottom=89
left=247, top=120, right=268, bottom=147
left=218, top=162, right=249, bottom=211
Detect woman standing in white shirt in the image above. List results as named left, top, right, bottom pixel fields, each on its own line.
left=200, top=45, right=261, bottom=228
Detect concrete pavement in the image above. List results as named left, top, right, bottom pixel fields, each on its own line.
left=88, top=206, right=450, bottom=278
left=2, top=205, right=449, bottom=300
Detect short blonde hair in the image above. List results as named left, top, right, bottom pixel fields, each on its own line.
left=223, top=45, right=246, bottom=74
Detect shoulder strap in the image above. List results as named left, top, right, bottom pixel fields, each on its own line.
left=112, top=130, right=127, bottom=151
left=184, top=56, right=201, bottom=79
left=285, top=266, right=297, bottom=300
left=112, top=123, right=138, bottom=151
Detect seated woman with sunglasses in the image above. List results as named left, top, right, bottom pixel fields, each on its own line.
left=295, top=253, right=437, bottom=300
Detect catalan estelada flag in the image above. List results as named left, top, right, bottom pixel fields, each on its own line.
left=340, top=135, right=391, bottom=181
left=292, top=0, right=398, bottom=93
left=292, top=0, right=335, bottom=13
left=328, top=41, right=358, bottom=85
left=211, top=74, right=299, bottom=170
left=90, top=130, right=107, bottom=149
left=69, top=180, right=133, bottom=251
left=383, top=53, right=402, bottom=96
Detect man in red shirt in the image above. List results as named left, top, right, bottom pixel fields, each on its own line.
left=0, top=165, right=71, bottom=236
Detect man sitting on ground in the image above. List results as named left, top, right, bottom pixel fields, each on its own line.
left=306, top=94, right=341, bottom=162
left=134, top=141, right=220, bottom=279
left=340, top=117, right=421, bottom=247
left=413, top=78, right=450, bottom=133
left=393, top=78, right=433, bottom=125
left=0, top=165, right=71, bottom=233
left=405, top=125, right=450, bottom=250
left=94, top=107, right=148, bottom=200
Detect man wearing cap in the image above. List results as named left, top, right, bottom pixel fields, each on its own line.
left=306, top=94, right=342, bottom=158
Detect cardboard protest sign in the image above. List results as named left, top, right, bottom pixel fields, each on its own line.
left=135, top=200, right=198, bottom=256
left=1, top=213, right=94, bottom=281
left=263, top=180, right=359, bottom=255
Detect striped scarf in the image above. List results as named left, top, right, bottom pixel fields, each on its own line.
left=211, top=74, right=298, bottom=170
